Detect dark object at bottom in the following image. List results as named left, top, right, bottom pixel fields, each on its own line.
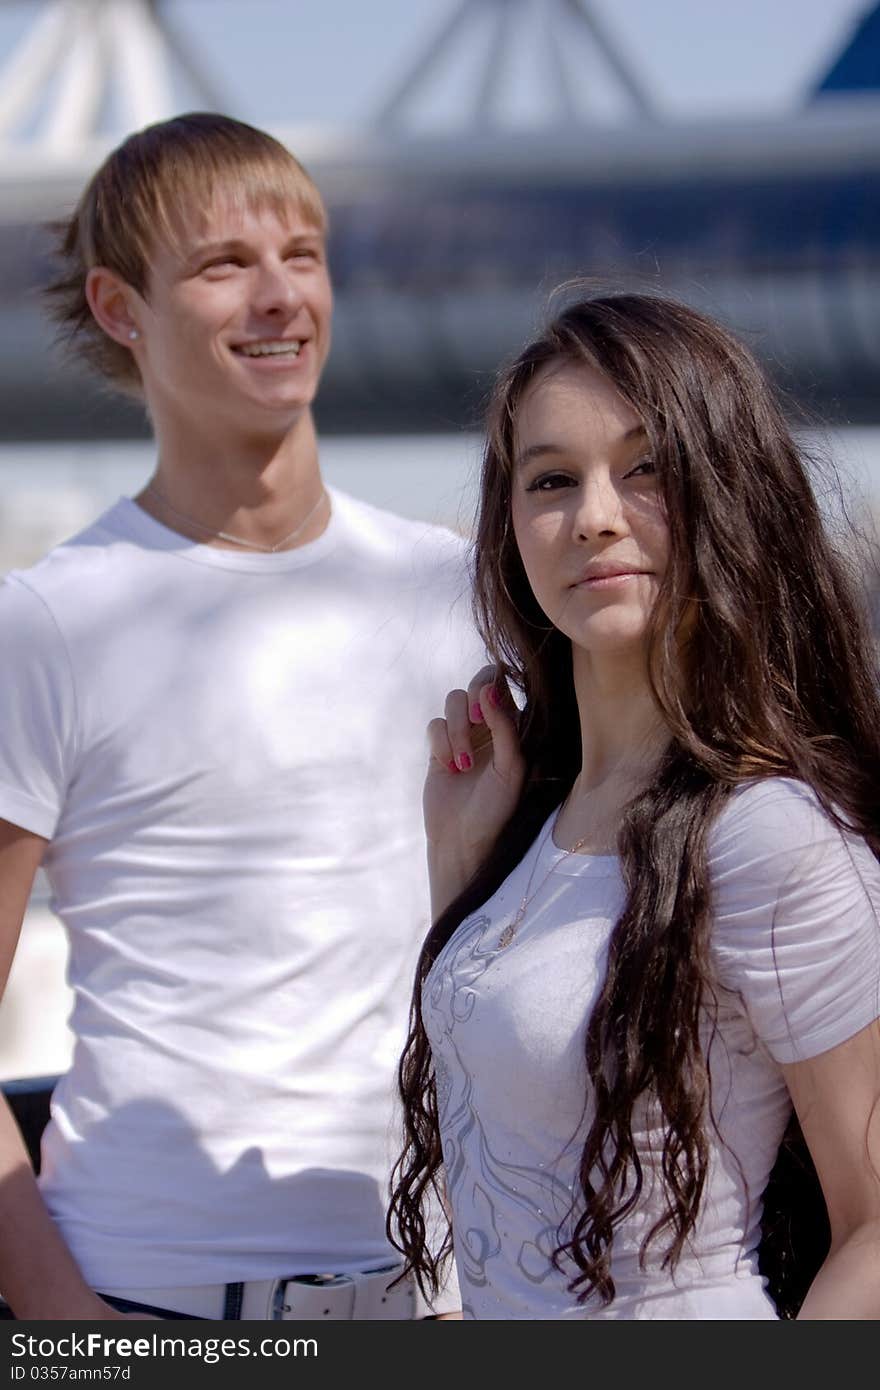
left=2, top=1074, right=57, bottom=1174
left=0, top=1294, right=198, bottom=1321
left=757, top=1113, right=830, bottom=1319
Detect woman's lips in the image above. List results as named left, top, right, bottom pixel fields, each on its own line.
left=574, top=570, right=650, bottom=589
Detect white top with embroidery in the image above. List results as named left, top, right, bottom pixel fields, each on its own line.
left=423, top=778, right=880, bottom=1319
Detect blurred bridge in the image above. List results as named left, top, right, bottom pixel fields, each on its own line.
left=0, top=0, right=879, bottom=437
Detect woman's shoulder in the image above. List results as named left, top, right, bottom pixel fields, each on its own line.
left=707, top=779, right=880, bottom=1062
left=708, top=775, right=880, bottom=975
left=708, top=776, right=861, bottom=878
left=717, top=774, right=829, bottom=823
left=707, top=774, right=880, bottom=959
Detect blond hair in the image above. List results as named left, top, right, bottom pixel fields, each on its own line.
left=46, top=111, right=327, bottom=394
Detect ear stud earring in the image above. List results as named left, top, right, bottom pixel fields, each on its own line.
left=128, top=329, right=139, bottom=341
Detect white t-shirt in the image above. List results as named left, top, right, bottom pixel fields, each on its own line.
left=423, top=778, right=880, bottom=1319
left=0, top=488, right=484, bottom=1290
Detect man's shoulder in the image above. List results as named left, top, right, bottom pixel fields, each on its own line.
left=330, top=488, right=469, bottom=567
left=2, top=501, right=137, bottom=612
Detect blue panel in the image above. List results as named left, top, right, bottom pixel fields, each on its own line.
left=814, top=2, right=880, bottom=93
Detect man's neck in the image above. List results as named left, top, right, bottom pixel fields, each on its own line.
left=135, top=410, right=329, bottom=553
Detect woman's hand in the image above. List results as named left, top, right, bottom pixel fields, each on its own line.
left=424, top=666, right=525, bottom=916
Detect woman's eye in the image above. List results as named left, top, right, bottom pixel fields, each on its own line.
left=624, top=457, right=656, bottom=479
left=525, top=472, right=575, bottom=493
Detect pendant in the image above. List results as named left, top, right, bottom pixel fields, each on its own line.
left=497, top=920, right=517, bottom=949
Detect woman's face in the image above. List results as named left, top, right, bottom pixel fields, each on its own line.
left=510, top=360, right=669, bottom=660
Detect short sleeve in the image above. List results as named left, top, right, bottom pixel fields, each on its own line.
left=709, top=778, right=880, bottom=1064
left=0, top=575, right=78, bottom=839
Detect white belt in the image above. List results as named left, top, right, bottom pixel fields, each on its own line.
left=102, top=1264, right=415, bottom=1321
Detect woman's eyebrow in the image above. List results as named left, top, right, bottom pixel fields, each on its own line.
left=515, top=426, right=647, bottom=469
left=514, top=443, right=567, bottom=469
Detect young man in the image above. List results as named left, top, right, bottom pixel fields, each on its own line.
left=0, top=113, right=479, bottom=1320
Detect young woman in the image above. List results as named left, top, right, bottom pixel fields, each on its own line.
left=389, top=293, right=880, bottom=1319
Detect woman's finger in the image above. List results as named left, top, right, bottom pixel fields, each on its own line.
left=443, top=688, right=474, bottom=771
left=479, top=680, right=524, bottom=784
left=465, top=664, right=499, bottom=726
left=427, top=717, right=456, bottom=772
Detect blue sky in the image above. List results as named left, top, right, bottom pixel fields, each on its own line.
left=0, top=0, right=872, bottom=134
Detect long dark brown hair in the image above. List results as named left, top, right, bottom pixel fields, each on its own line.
left=388, top=291, right=880, bottom=1309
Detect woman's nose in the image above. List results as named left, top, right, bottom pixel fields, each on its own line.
left=572, top=474, right=624, bottom=540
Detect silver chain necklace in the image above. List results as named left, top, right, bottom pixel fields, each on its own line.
left=497, top=815, right=592, bottom=949
left=143, top=483, right=328, bottom=554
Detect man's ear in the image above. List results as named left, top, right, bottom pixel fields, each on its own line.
left=85, top=267, right=143, bottom=346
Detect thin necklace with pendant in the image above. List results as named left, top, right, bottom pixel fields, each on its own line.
left=142, top=483, right=328, bottom=554
left=497, top=813, right=592, bottom=950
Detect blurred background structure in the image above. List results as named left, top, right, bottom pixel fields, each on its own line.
left=1, top=0, right=880, bottom=438
left=0, top=0, right=879, bottom=1080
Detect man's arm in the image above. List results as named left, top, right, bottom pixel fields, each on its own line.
left=0, top=819, right=114, bottom=1320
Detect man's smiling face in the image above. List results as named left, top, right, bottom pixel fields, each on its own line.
left=133, top=195, right=333, bottom=437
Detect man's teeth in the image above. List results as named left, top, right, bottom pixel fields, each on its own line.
left=238, top=341, right=302, bottom=357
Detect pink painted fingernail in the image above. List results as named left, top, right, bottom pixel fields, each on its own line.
left=457, top=753, right=472, bottom=771
left=447, top=760, right=459, bottom=773
left=470, top=701, right=484, bottom=723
